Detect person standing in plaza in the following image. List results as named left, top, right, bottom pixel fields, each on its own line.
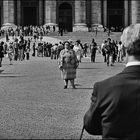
left=0, top=42, right=4, bottom=67
left=58, top=42, right=79, bottom=89
left=73, top=40, right=83, bottom=63
left=13, top=38, right=19, bottom=61
left=83, top=43, right=88, bottom=57
left=90, top=39, right=97, bottom=62
left=18, top=41, right=24, bottom=61
left=32, top=42, right=36, bottom=57
left=117, top=41, right=123, bottom=62
left=101, top=40, right=107, bottom=62
left=6, top=31, right=9, bottom=42
left=104, top=38, right=114, bottom=66
left=25, top=42, right=30, bottom=60
left=83, top=23, right=140, bottom=140
left=7, top=42, right=14, bottom=65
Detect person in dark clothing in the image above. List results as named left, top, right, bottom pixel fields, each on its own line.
left=90, top=39, right=97, bottom=62
left=83, top=43, right=88, bottom=57
left=104, top=38, right=114, bottom=66
left=0, top=42, right=4, bottom=67
left=32, top=42, right=36, bottom=57
left=26, top=47, right=30, bottom=60
left=59, top=28, right=63, bottom=36
left=6, top=32, right=9, bottom=42
left=84, top=23, right=140, bottom=140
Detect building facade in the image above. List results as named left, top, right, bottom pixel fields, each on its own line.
left=0, top=0, right=139, bottom=31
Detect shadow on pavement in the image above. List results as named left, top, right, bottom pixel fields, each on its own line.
left=81, top=61, right=103, bottom=63
left=74, top=87, right=93, bottom=90
left=74, top=84, right=93, bottom=90
left=0, top=75, right=25, bottom=78
left=75, top=84, right=82, bottom=86
left=0, top=70, right=4, bottom=73
left=0, top=72, right=20, bottom=75
left=78, top=67, right=99, bottom=69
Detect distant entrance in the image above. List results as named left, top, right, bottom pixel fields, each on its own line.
left=108, top=15, right=123, bottom=30
left=107, top=0, right=124, bottom=31
left=23, top=7, right=37, bottom=26
left=58, top=3, right=73, bottom=32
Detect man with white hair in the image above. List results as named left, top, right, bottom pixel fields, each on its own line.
left=83, top=24, right=140, bottom=140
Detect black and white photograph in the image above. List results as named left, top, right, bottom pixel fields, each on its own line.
left=0, top=0, right=140, bottom=139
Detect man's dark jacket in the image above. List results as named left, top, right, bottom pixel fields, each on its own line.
left=84, top=65, right=140, bottom=140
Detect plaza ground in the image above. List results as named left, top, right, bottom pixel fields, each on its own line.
left=0, top=35, right=124, bottom=139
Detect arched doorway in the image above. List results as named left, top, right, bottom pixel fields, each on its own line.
left=21, top=1, right=38, bottom=26
left=58, top=3, right=73, bottom=32
left=23, top=7, right=38, bottom=26
left=107, top=0, right=124, bottom=31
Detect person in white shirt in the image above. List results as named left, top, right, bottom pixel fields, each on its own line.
left=117, top=41, right=123, bottom=62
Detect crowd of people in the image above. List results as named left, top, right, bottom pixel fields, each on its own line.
left=0, top=25, right=56, bottom=38
left=0, top=26, right=126, bottom=69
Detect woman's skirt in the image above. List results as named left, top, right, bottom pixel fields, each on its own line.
left=61, top=66, right=76, bottom=80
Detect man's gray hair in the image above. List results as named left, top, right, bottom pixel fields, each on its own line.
left=121, top=24, right=140, bottom=55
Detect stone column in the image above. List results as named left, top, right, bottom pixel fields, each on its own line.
left=44, top=0, right=57, bottom=30
left=39, top=0, right=44, bottom=25
left=131, top=1, right=140, bottom=24
left=124, top=0, right=129, bottom=27
left=91, top=0, right=102, bottom=30
left=73, top=0, right=88, bottom=31
left=3, top=0, right=15, bottom=25
left=17, top=0, right=21, bottom=26
left=103, top=0, right=107, bottom=27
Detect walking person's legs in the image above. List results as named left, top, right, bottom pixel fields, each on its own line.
left=70, top=79, right=76, bottom=89
left=64, top=79, right=68, bottom=89
left=106, top=54, right=110, bottom=66
left=0, top=58, right=2, bottom=67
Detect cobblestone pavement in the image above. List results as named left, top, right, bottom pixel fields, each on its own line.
left=0, top=37, right=125, bottom=139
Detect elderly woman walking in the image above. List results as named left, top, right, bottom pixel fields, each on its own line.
left=58, top=41, right=79, bottom=89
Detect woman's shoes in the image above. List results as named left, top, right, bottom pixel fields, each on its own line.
left=72, top=85, right=76, bottom=89
left=64, top=85, right=76, bottom=89
left=64, top=85, right=67, bottom=89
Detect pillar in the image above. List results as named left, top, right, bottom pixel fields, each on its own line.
left=39, top=0, right=44, bottom=25
left=103, top=0, right=107, bottom=27
left=91, top=0, right=102, bottom=30
left=73, top=0, right=88, bottom=31
left=3, top=0, right=15, bottom=26
left=131, top=1, right=140, bottom=24
left=17, top=0, right=21, bottom=26
left=124, top=0, right=129, bottom=27
left=44, top=0, right=58, bottom=30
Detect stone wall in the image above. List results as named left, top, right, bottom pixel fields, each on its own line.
left=131, top=1, right=140, bottom=24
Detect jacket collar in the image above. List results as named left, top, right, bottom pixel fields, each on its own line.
left=126, top=61, right=140, bottom=67
left=122, top=65, right=140, bottom=74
